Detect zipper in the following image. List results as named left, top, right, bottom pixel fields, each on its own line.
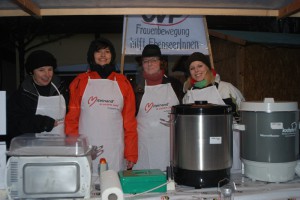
left=23, top=88, right=38, bottom=97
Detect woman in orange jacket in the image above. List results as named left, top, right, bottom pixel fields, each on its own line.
left=65, top=38, right=137, bottom=174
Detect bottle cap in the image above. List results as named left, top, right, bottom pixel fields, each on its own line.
left=100, top=158, right=107, bottom=164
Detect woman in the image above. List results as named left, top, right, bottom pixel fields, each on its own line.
left=183, top=52, right=244, bottom=118
left=65, top=38, right=137, bottom=173
left=7, top=50, right=68, bottom=146
left=133, top=44, right=184, bottom=171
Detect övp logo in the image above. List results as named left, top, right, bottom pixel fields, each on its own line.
left=141, top=15, right=189, bottom=26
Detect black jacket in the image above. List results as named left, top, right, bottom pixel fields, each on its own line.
left=134, top=74, right=184, bottom=115
left=6, top=75, right=69, bottom=147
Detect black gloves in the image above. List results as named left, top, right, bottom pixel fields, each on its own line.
left=35, top=115, right=55, bottom=133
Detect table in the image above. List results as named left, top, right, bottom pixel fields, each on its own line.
left=1, top=171, right=300, bottom=200
left=121, top=171, right=300, bottom=200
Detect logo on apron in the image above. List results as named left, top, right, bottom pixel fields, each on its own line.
left=87, top=95, right=118, bottom=109
left=144, top=102, right=170, bottom=113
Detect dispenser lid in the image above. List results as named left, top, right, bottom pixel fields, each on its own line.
left=7, top=133, right=91, bottom=156
left=172, top=101, right=232, bottom=115
left=240, top=98, right=298, bottom=112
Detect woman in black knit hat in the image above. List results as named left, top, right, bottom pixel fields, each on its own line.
left=7, top=50, right=69, bottom=147
left=183, top=52, right=245, bottom=117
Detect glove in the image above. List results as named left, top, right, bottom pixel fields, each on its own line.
left=43, top=117, right=55, bottom=132
left=35, top=115, right=55, bottom=132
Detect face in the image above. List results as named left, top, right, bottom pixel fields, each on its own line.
left=94, top=47, right=112, bottom=66
left=32, top=66, right=54, bottom=86
left=189, top=61, right=210, bottom=82
left=142, top=57, right=161, bottom=75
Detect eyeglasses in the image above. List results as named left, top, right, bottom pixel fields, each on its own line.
left=142, top=58, right=160, bottom=65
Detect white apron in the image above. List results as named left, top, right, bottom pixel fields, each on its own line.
left=183, top=85, right=225, bottom=105
left=79, top=78, right=124, bottom=175
left=182, top=85, right=241, bottom=171
left=35, top=82, right=66, bottom=137
left=134, top=83, right=179, bottom=171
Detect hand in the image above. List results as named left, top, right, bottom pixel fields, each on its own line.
left=126, top=160, right=135, bottom=170
left=160, top=118, right=171, bottom=127
left=90, top=145, right=104, bottom=160
left=54, top=118, right=64, bottom=127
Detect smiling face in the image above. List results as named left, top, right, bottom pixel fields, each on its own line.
left=94, top=47, right=112, bottom=66
left=32, top=66, right=54, bottom=86
left=142, top=56, right=161, bottom=75
left=189, top=60, right=210, bottom=82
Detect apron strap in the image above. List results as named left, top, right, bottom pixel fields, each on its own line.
left=51, top=82, right=61, bottom=95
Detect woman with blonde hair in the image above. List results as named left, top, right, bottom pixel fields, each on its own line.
left=183, top=52, right=244, bottom=118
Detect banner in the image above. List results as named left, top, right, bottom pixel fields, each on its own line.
left=122, top=15, right=209, bottom=55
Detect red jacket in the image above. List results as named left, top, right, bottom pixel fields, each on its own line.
left=65, top=71, right=138, bottom=163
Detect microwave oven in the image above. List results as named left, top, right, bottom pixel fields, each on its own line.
left=5, top=134, right=92, bottom=199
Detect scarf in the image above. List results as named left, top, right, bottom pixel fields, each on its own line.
left=33, top=82, right=51, bottom=96
left=143, top=70, right=164, bottom=86
left=90, top=64, right=116, bottom=79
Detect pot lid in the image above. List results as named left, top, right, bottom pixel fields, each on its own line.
left=7, top=133, right=91, bottom=156
left=240, top=98, right=298, bottom=112
left=172, top=101, right=232, bottom=115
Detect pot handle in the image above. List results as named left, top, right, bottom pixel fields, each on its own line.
left=232, top=123, right=245, bottom=131
left=169, top=113, right=178, bottom=124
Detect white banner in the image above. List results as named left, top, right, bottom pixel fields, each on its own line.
left=122, top=15, right=209, bottom=55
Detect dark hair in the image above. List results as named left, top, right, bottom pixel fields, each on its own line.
left=87, top=38, right=116, bottom=66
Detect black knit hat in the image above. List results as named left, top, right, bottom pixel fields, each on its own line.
left=87, top=38, right=116, bottom=66
left=25, top=50, right=57, bottom=74
left=185, top=52, right=211, bottom=74
left=142, top=44, right=161, bottom=58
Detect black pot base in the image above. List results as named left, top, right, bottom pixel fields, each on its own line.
left=174, top=167, right=230, bottom=188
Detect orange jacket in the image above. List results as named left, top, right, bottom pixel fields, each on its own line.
left=65, top=71, right=138, bottom=163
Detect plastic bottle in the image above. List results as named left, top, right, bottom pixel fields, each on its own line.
left=98, top=158, right=108, bottom=177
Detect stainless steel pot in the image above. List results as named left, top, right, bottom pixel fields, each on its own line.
left=171, top=101, right=233, bottom=188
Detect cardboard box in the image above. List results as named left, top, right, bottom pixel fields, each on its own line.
left=119, top=169, right=167, bottom=194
